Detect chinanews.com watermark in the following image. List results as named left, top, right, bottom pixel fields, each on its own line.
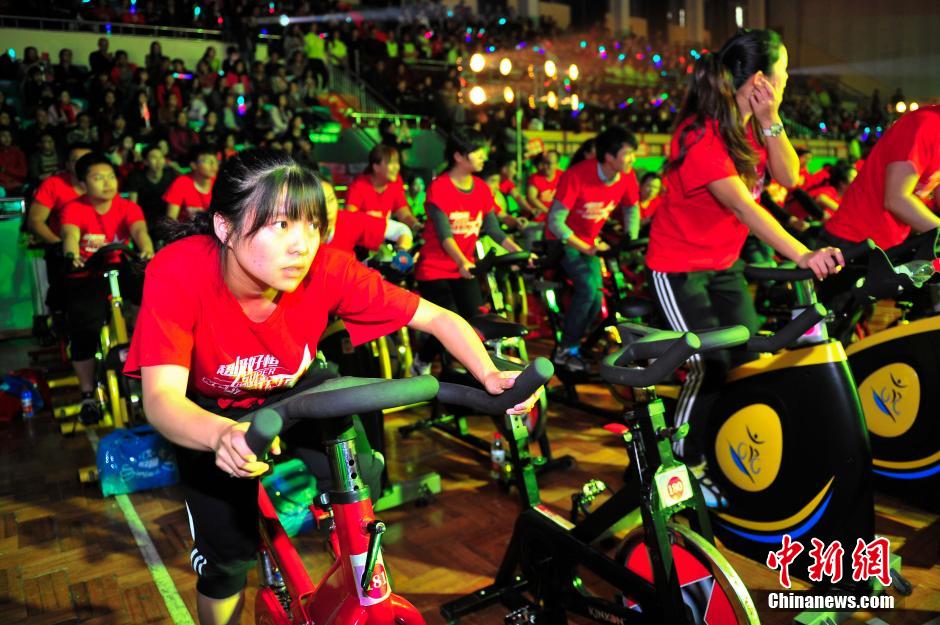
left=764, top=535, right=896, bottom=611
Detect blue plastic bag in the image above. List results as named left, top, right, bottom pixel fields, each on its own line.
left=97, top=425, right=179, bottom=496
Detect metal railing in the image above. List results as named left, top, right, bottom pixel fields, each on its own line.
left=0, top=14, right=225, bottom=40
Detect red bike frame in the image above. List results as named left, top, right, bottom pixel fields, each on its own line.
left=254, top=438, right=425, bottom=624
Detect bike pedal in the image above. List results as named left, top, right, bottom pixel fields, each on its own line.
left=504, top=605, right=538, bottom=624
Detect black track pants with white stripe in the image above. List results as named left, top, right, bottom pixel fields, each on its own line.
left=650, top=262, right=760, bottom=462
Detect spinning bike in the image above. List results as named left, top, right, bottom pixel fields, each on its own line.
left=441, top=330, right=760, bottom=624
left=241, top=363, right=549, bottom=624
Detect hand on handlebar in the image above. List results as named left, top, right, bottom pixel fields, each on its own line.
left=67, top=253, right=85, bottom=269
left=798, top=246, right=845, bottom=280
left=214, top=421, right=282, bottom=478
left=482, top=370, right=542, bottom=415
left=593, top=240, right=611, bottom=255
left=459, top=260, right=476, bottom=279
left=139, top=248, right=155, bottom=261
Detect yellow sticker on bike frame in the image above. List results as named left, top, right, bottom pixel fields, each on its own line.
left=858, top=363, right=920, bottom=439
left=715, top=404, right=783, bottom=492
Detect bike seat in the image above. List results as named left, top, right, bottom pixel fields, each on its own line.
left=615, top=296, right=655, bottom=319
left=471, top=313, right=528, bottom=340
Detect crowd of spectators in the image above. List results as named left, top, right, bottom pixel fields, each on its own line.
left=0, top=0, right=906, bottom=200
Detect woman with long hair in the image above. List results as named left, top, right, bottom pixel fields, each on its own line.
left=646, top=29, right=843, bottom=504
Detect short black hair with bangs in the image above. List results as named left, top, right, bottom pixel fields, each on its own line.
left=164, top=149, right=327, bottom=246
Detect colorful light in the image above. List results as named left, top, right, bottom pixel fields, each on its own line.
left=498, top=18, right=507, bottom=25
left=503, top=86, right=514, bottom=103
left=910, top=102, right=919, bottom=111
left=570, top=94, right=579, bottom=110
left=895, top=101, right=907, bottom=113
left=268, top=2, right=275, bottom=14
left=278, top=14, right=289, bottom=26
left=580, top=40, right=587, bottom=48
left=469, top=86, right=487, bottom=105
left=567, top=64, right=578, bottom=81
left=194, top=5, right=201, bottom=17
left=499, top=58, right=512, bottom=76
left=653, top=54, right=661, bottom=64
left=469, top=53, right=485, bottom=72
left=217, top=16, right=223, bottom=24
left=546, top=91, right=558, bottom=109
left=544, top=60, right=557, bottom=78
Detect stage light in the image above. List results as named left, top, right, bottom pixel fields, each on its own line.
left=910, top=102, right=919, bottom=111
left=544, top=60, right=557, bottom=79
left=547, top=91, right=558, bottom=109
left=568, top=64, right=579, bottom=81
left=571, top=94, right=579, bottom=110
left=503, top=86, right=515, bottom=103
left=469, top=86, right=487, bottom=105
left=469, top=53, right=486, bottom=73
left=279, top=14, right=289, bottom=26
left=896, top=101, right=907, bottom=113
left=499, top=58, right=512, bottom=76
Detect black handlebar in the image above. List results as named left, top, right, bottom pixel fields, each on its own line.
left=601, top=332, right=701, bottom=388
left=744, top=239, right=875, bottom=282
left=885, top=228, right=940, bottom=263
left=746, top=303, right=827, bottom=353
left=436, top=357, right=554, bottom=417
left=472, top=249, right=532, bottom=276
left=245, top=408, right=284, bottom=456
left=68, top=243, right=140, bottom=274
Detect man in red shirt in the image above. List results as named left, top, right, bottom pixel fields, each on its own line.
left=823, top=105, right=940, bottom=250
left=344, top=144, right=419, bottom=230
left=526, top=149, right=563, bottom=222
left=61, top=153, right=154, bottom=423
left=547, top=126, right=640, bottom=372
left=164, top=145, right=218, bottom=222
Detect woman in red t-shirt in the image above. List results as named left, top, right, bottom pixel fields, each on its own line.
left=646, top=29, right=842, bottom=503
left=344, top=144, right=419, bottom=230
left=411, top=128, right=523, bottom=374
left=124, top=149, right=536, bottom=625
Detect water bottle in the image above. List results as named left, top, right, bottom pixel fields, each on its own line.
left=490, top=432, right=505, bottom=480
left=20, top=388, right=34, bottom=419
left=893, top=259, right=938, bottom=289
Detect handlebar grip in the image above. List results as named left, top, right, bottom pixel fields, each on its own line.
left=436, top=357, right=554, bottom=416
left=746, top=303, right=827, bottom=353
left=601, top=332, right=700, bottom=389
left=744, top=239, right=875, bottom=282
left=695, top=325, right=752, bottom=353
left=245, top=408, right=283, bottom=457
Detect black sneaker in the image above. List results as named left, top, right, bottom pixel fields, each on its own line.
left=79, top=398, right=102, bottom=426
left=552, top=350, right=589, bottom=374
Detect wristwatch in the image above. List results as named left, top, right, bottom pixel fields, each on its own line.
left=762, top=123, right=785, bottom=138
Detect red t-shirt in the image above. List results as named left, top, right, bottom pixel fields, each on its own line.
left=546, top=159, right=640, bottom=243
left=325, top=210, right=386, bottom=253
left=640, top=194, right=663, bottom=221
left=344, top=174, right=408, bottom=221
left=528, top=169, right=562, bottom=223
left=162, top=175, right=215, bottom=222
left=809, top=185, right=841, bottom=219
left=825, top=105, right=940, bottom=248
left=124, top=235, right=419, bottom=409
left=61, top=195, right=145, bottom=259
left=499, top=178, right=515, bottom=196
left=647, top=119, right=768, bottom=272
left=33, top=172, right=81, bottom=236
left=416, top=174, right=494, bottom=281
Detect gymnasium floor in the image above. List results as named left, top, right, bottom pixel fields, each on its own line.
left=0, top=335, right=937, bottom=625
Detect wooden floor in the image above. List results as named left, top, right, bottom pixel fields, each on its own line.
left=0, top=336, right=938, bottom=625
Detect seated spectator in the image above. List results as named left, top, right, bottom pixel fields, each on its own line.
left=194, top=60, right=218, bottom=95
left=100, top=113, right=130, bottom=151
left=126, top=90, right=155, bottom=138
left=28, top=134, right=61, bottom=184
left=126, top=143, right=178, bottom=234
left=187, top=92, right=209, bottom=124
left=94, top=89, right=120, bottom=130
left=48, top=90, right=80, bottom=128
left=53, top=48, right=85, bottom=98
left=156, top=73, right=183, bottom=109
left=145, top=41, right=167, bottom=77
left=224, top=60, right=251, bottom=95
left=293, top=137, right=318, bottom=172
left=22, top=109, right=56, bottom=153
left=0, top=92, right=17, bottom=125
left=269, top=93, right=293, bottom=136
left=66, top=112, right=99, bottom=145
left=0, top=128, right=27, bottom=195
left=167, top=111, right=200, bottom=161
left=157, top=93, right=182, bottom=128
left=199, top=45, right=220, bottom=74
left=200, top=111, right=223, bottom=148
left=163, top=145, right=217, bottom=221
left=110, top=134, right=140, bottom=182
left=110, top=50, right=138, bottom=93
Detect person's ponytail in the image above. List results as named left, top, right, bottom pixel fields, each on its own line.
left=669, top=51, right=760, bottom=190
left=161, top=209, right=215, bottom=245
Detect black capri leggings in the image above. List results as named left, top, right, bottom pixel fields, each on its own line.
left=416, top=277, right=484, bottom=363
